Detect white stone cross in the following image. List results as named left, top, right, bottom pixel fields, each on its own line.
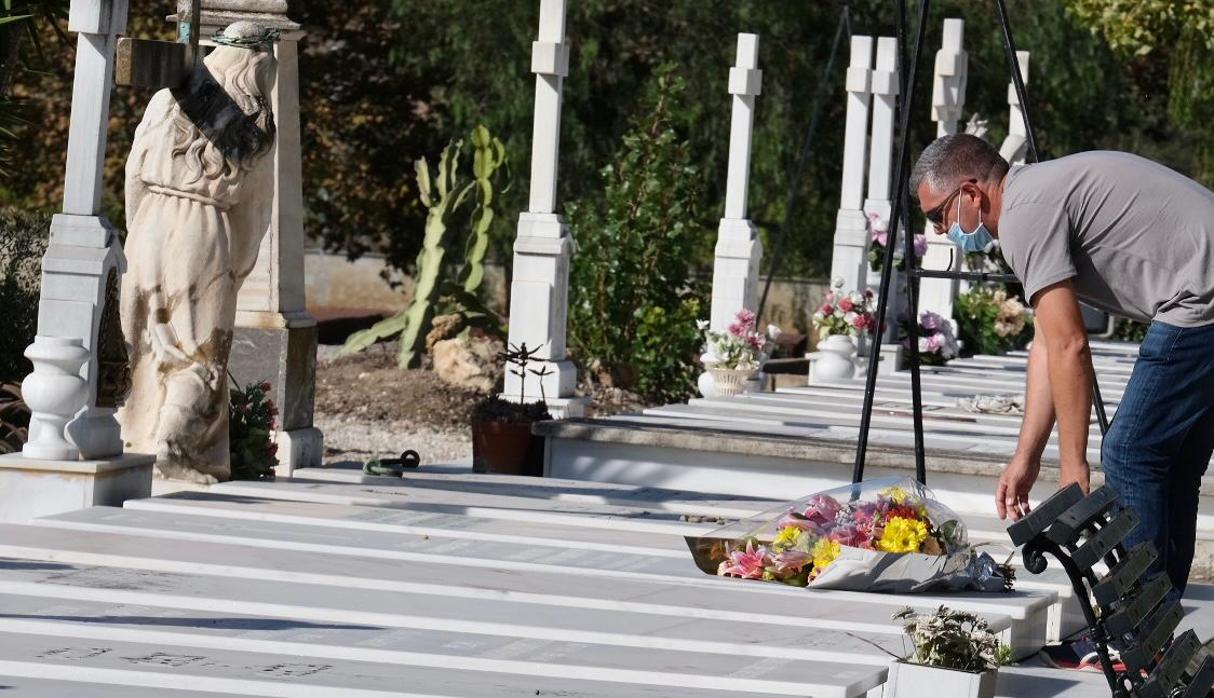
left=708, top=33, right=763, bottom=333
left=862, top=37, right=904, bottom=348
left=920, top=18, right=968, bottom=327
left=502, top=0, right=586, bottom=417
left=999, top=50, right=1031, bottom=166
left=828, top=35, right=873, bottom=299
left=930, top=18, right=968, bottom=137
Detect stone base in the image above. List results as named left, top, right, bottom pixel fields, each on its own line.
left=0, top=452, right=154, bottom=523
left=276, top=425, right=323, bottom=477
left=229, top=315, right=321, bottom=437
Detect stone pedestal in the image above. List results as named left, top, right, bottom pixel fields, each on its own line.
left=0, top=452, right=154, bottom=523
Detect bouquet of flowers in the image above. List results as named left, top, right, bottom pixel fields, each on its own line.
left=901, top=310, right=960, bottom=365
left=686, top=477, right=1010, bottom=593
left=868, top=213, right=927, bottom=273
left=812, top=280, right=877, bottom=340
left=955, top=285, right=1033, bottom=356
left=700, top=309, right=774, bottom=371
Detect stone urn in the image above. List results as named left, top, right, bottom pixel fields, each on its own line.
left=21, top=336, right=90, bottom=460
left=808, top=334, right=857, bottom=383
left=708, top=367, right=757, bottom=397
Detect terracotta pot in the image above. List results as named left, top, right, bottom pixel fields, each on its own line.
left=471, top=419, right=544, bottom=476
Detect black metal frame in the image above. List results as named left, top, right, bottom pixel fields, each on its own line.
left=1010, top=484, right=1214, bottom=697
left=851, top=0, right=1109, bottom=485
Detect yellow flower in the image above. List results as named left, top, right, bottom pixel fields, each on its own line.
left=773, top=525, right=801, bottom=550
left=882, top=486, right=909, bottom=505
left=878, top=516, right=929, bottom=553
left=812, top=538, right=841, bottom=570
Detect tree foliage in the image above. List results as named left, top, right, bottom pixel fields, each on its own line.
left=567, top=68, right=709, bottom=404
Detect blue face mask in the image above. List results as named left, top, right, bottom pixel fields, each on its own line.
left=946, top=195, right=994, bottom=253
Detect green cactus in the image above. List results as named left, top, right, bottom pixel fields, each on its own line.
left=342, top=125, right=509, bottom=367
left=457, top=125, right=508, bottom=293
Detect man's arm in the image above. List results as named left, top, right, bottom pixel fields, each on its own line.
left=1033, top=280, right=1093, bottom=492
left=996, top=323, right=1056, bottom=520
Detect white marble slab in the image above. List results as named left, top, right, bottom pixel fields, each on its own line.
left=0, top=556, right=913, bottom=664
left=0, top=593, right=886, bottom=696
left=0, top=524, right=1045, bottom=637
left=0, top=627, right=785, bottom=697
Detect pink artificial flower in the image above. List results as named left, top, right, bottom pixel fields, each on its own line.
left=851, top=314, right=867, bottom=330
left=746, top=334, right=765, bottom=351
left=770, top=549, right=812, bottom=576
left=838, top=297, right=855, bottom=313
left=800, top=495, right=842, bottom=526
left=718, top=539, right=771, bottom=579
left=820, top=304, right=834, bottom=316
left=871, top=230, right=889, bottom=248
left=728, top=321, right=744, bottom=336
left=736, top=308, right=757, bottom=329
left=827, top=524, right=866, bottom=548
left=920, top=311, right=943, bottom=332
left=778, top=512, right=824, bottom=533
left=865, top=289, right=874, bottom=299
left=913, top=234, right=928, bottom=259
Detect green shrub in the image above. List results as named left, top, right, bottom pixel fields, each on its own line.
left=953, top=285, right=1033, bottom=357
left=568, top=67, right=709, bottom=404
left=0, top=208, right=49, bottom=382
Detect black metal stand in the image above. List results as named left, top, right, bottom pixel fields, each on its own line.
left=851, top=0, right=1109, bottom=485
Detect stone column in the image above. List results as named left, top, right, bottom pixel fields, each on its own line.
left=41, top=0, right=131, bottom=460
left=0, top=0, right=154, bottom=520
left=920, top=19, right=967, bottom=324
left=709, top=33, right=763, bottom=332
left=862, top=37, right=904, bottom=360
left=183, top=2, right=322, bottom=475
left=502, top=0, right=587, bottom=418
left=829, top=35, right=873, bottom=298
left=999, top=50, right=1030, bottom=166
left=699, top=33, right=764, bottom=397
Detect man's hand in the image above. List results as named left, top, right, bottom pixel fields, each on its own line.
left=997, top=453, right=1041, bottom=521
left=1059, top=461, right=1091, bottom=495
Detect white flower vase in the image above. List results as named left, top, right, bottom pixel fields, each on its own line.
left=708, top=367, right=757, bottom=397
left=808, top=334, right=857, bottom=383
left=21, top=335, right=90, bottom=460
left=886, top=662, right=996, bottom=698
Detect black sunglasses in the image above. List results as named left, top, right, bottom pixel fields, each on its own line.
left=923, top=180, right=975, bottom=226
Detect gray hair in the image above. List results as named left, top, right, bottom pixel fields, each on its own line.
left=909, top=134, right=1009, bottom=197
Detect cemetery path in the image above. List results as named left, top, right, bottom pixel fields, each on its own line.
left=0, top=465, right=1132, bottom=696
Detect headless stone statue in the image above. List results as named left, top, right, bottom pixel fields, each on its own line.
left=119, top=22, right=277, bottom=483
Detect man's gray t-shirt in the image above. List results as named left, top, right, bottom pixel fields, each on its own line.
left=999, top=151, right=1214, bottom=327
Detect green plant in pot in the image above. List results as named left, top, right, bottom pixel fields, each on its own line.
left=880, top=606, right=1013, bottom=698
left=470, top=342, right=552, bottom=476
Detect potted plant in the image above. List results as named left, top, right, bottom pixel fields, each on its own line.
left=470, top=342, right=552, bottom=476
left=699, top=309, right=774, bottom=397
left=808, top=280, right=876, bottom=382
left=228, top=377, right=278, bottom=481
left=883, top=606, right=1013, bottom=698
left=900, top=310, right=961, bottom=366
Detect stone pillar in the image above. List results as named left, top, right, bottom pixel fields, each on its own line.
left=698, top=33, right=764, bottom=397
left=920, top=19, right=968, bottom=324
left=999, top=50, right=1030, bottom=166
left=709, top=33, right=763, bottom=332
left=183, top=2, right=322, bottom=475
left=502, top=0, right=587, bottom=418
left=42, top=0, right=131, bottom=460
left=862, top=37, right=903, bottom=347
left=0, top=0, right=154, bottom=519
left=829, top=35, right=873, bottom=298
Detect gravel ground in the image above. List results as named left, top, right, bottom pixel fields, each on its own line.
left=314, top=342, right=653, bottom=467
left=316, top=413, right=472, bottom=467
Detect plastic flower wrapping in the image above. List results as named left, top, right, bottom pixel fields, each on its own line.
left=685, top=477, right=1012, bottom=593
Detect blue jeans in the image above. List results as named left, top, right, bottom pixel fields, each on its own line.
left=1101, top=321, right=1214, bottom=598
